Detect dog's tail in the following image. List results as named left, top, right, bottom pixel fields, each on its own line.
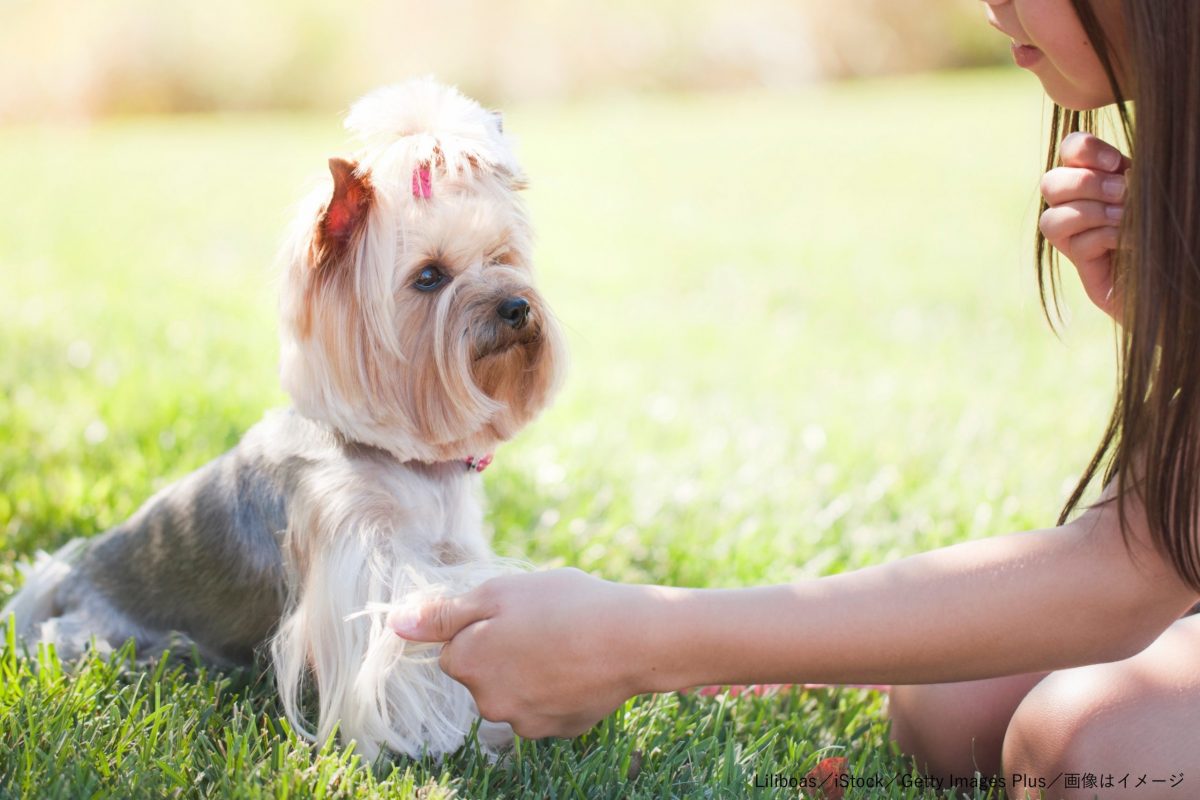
left=2, top=539, right=86, bottom=642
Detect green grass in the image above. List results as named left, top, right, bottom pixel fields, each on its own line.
left=0, top=68, right=1117, bottom=798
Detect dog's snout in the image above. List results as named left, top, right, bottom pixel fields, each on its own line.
left=497, top=296, right=530, bottom=329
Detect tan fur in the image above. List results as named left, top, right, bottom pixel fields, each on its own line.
left=279, top=82, right=565, bottom=464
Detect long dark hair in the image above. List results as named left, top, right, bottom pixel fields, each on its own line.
left=1040, top=0, right=1200, bottom=592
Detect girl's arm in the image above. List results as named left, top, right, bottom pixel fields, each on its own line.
left=392, top=486, right=1197, bottom=738
left=639, top=496, right=1192, bottom=692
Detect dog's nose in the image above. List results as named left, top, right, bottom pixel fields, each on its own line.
left=497, top=296, right=530, bottom=329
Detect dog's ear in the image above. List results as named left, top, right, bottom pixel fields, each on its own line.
left=316, top=157, right=373, bottom=263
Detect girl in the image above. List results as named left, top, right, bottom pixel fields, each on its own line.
left=391, top=1, right=1200, bottom=794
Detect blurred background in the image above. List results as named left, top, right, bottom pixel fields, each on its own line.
left=1, top=0, right=1007, bottom=119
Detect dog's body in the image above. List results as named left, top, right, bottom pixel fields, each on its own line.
left=8, top=409, right=487, bottom=665
left=3, top=78, right=564, bottom=760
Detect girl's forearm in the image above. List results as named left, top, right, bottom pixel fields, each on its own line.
left=629, top=508, right=1195, bottom=693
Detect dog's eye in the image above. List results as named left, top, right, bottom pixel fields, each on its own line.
left=413, top=266, right=448, bottom=292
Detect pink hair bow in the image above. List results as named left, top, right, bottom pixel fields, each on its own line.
left=411, top=165, right=432, bottom=199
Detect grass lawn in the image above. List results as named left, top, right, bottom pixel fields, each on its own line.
left=0, top=68, right=1117, bottom=798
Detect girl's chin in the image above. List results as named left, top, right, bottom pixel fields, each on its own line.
left=1042, top=79, right=1120, bottom=111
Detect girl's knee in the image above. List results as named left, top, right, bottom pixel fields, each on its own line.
left=885, top=684, right=922, bottom=751
left=887, top=684, right=954, bottom=766
left=887, top=680, right=1026, bottom=782
left=1001, top=669, right=1123, bottom=799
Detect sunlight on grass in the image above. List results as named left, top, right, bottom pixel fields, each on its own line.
left=0, top=68, right=1115, bottom=797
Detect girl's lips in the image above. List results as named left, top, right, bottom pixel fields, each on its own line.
left=1011, top=41, right=1044, bottom=68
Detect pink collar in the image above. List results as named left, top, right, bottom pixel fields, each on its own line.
left=464, top=454, right=493, bottom=473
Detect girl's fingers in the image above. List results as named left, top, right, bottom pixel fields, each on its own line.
left=1040, top=166, right=1126, bottom=206
left=1039, top=201, right=1121, bottom=245
left=1059, top=131, right=1132, bottom=173
left=389, top=585, right=494, bottom=643
left=1066, top=225, right=1121, bottom=269
left=1043, top=132, right=1129, bottom=324
left=1063, top=227, right=1121, bottom=319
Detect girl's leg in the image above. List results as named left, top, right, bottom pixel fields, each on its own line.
left=1002, top=612, right=1200, bottom=800
left=888, top=672, right=1050, bottom=781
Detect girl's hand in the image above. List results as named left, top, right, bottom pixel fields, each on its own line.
left=1038, top=131, right=1131, bottom=322
left=388, top=568, right=646, bottom=739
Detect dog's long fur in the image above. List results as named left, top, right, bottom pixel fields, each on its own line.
left=2, top=78, right=566, bottom=761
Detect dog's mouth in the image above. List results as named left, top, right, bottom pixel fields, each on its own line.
left=472, top=328, right=541, bottom=362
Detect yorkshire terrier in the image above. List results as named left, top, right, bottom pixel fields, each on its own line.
left=3, top=77, right=566, bottom=760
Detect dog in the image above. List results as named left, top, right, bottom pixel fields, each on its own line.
left=2, top=77, right=566, bottom=761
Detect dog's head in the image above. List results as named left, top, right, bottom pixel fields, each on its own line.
left=279, top=78, right=566, bottom=463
